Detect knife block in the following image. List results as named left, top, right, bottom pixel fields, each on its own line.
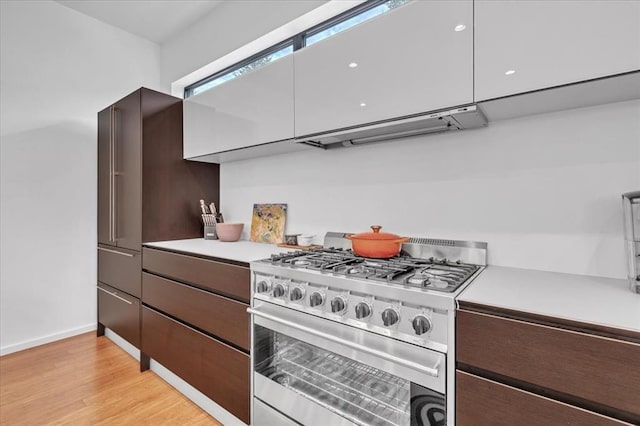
left=204, top=225, right=217, bottom=240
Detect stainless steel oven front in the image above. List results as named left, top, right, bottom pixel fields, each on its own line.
left=249, top=301, right=447, bottom=426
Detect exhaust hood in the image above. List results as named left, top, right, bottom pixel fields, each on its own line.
left=295, top=105, right=488, bottom=149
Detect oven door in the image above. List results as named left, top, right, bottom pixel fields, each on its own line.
left=250, top=301, right=446, bottom=426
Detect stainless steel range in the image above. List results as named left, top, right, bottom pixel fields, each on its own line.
left=249, top=232, right=487, bottom=426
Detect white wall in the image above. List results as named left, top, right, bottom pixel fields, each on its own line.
left=220, top=100, right=640, bottom=279
left=0, top=0, right=160, bottom=355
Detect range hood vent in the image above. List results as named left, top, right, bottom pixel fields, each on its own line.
left=296, top=105, right=488, bottom=149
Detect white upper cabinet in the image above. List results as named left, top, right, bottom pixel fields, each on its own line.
left=183, top=55, right=294, bottom=159
left=294, top=0, right=473, bottom=137
left=475, top=0, right=640, bottom=102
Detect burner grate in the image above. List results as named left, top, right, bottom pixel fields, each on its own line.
left=264, top=248, right=479, bottom=292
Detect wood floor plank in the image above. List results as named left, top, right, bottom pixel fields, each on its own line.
left=0, top=332, right=222, bottom=425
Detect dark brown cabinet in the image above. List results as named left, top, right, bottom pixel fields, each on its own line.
left=97, top=88, right=220, bottom=349
left=141, top=307, right=250, bottom=423
left=456, top=371, right=627, bottom=426
left=141, top=247, right=251, bottom=423
left=97, top=283, right=140, bottom=347
left=456, top=305, right=640, bottom=425
left=98, top=91, right=142, bottom=250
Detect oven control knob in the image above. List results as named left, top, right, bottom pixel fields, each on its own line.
left=355, top=302, right=372, bottom=319
left=412, top=315, right=432, bottom=335
left=272, top=282, right=287, bottom=298
left=309, top=291, right=325, bottom=307
left=256, top=280, right=271, bottom=294
left=381, top=308, right=400, bottom=326
left=289, top=287, right=305, bottom=301
left=330, top=296, right=347, bottom=314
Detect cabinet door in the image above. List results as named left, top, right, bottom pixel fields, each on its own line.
left=142, top=247, right=251, bottom=302
left=142, top=272, right=249, bottom=351
left=114, top=91, right=141, bottom=251
left=142, top=307, right=250, bottom=423
left=294, top=0, right=473, bottom=137
left=456, top=309, right=640, bottom=416
left=97, top=107, right=112, bottom=246
left=98, top=245, right=141, bottom=298
left=183, top=55, right=294, bottom=158
left=456, top=371, right=627, bottom=426
left=474, top=0, right=640, bottom=101
left=97, top=282, right=140, bottom=348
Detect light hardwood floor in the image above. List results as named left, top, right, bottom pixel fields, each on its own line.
left=0, top=332, right=222, bottom=425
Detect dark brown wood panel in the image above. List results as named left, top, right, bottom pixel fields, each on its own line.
left=456, top=371, right=627, bottom=426
left=97, top=107, right=112, bottom=246
left=97, top=283, right=140, bottom=348
left=141, top=89, right=220, bottom=244
left=114, top=90, right=142, bottom=251
left=142, top=272, right=249, bottom=351
left=459, top=300, right=640, bottom=343
left=98, top=245, right=141, bottom=297
left=457, top=309, right=640, bottom=416
left=141, top=307, right=249, bottom=423
left=142, top=248, right=250, bottom=302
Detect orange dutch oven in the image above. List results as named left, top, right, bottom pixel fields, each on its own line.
left=346, top=225, right=409, bottom=258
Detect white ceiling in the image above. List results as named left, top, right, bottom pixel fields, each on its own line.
left=55, top=0, right=223, bottom=44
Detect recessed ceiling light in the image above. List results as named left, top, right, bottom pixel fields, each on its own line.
left=505, top=70, right=516, bottom=75
left=349, top=62, right=358, bottom=68
left=454, top=24, right=466, bottom=32
left=360, top=102, right=367, bottom=107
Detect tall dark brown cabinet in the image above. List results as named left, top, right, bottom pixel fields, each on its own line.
left=97, top=88, right=219, bottom=349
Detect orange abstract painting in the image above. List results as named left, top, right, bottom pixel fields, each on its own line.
left=250, top=203, right=287, bottom=244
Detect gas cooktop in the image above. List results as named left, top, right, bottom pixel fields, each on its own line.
left=264, top=248, right=479, bottom=293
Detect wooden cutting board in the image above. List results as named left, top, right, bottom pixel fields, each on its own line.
left=276, top=244, right=322, bottom=250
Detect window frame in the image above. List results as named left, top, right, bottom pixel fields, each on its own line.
left=184, top=0, right=404, bottom=99
left=184, top=40, right=294, bottom=99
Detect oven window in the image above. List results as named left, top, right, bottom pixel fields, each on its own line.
left=254, top=325, right=445, bottom=426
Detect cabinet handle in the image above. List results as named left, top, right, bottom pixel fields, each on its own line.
left=97, top=286, right=133, bottom=305
left=110, top=106, right=118, bottom=242
left=97, top=246, right=134, bottom=257
left=109, top=105, right=114, bottom=242
left=248, top=307, right=440, bottom=378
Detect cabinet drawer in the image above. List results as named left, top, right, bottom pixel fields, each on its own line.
left=456, top=371, right=627, bottom=426
left=141, top=307, right=249, bottom=423
left=142, top=272, right=249, bottom=351
left=98, top=245, right=141, bottom=297
left=97, top=282, right=140, bottom=348
left=457, top=309, right=640, bottom=416
left=142, top=248, right=250, bottom=302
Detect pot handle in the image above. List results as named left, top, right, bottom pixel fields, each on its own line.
left=345, top=234, right=355, bottom=239
left=371, top=225, right=382, bottom=233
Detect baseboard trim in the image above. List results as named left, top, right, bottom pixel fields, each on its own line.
left=150, top=359, right=246, bottom=426
left=103, top=328, right=140, bottom=361
left=0, top=323, right=97, bottom=356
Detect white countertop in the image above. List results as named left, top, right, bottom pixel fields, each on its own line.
left=459, top=266, right=640, bottom=333
left=145, top=240, right=639, bottom=333
left=144, top=238, right=291, bottom=264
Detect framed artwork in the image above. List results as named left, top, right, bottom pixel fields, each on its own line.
left=250, top=203, right=287, bottom=244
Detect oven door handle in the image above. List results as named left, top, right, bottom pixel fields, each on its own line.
left=248, top=307, right=440, bottom=378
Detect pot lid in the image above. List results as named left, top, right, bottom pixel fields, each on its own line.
left=348, top=225, right=406, bottom=241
